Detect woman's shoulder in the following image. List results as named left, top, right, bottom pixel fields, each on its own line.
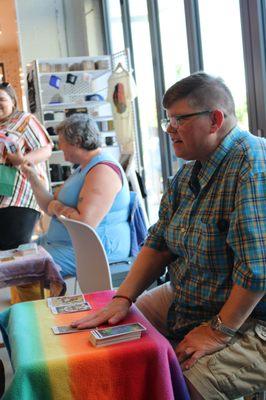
left=85, top=151, right=122, bottom=169
left=11, top=110, right=32, bottom=125
left=13, top=110, right=30, bottom=118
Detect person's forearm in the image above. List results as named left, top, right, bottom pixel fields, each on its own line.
left=116, top=246, right=174, bottom=301
left=24, top=144, right=52, bottom=164
left=219, top=284, right=265, bottom=329
left=29, top=174, right=53, bottom=213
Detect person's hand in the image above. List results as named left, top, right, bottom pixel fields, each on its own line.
left=71, top=298, right=131, bottom=329
left=6, top=146, right=24, bottom=166
left=175, top=324, right=231, bottom=371
left=21, top=161, right=38, bottom=181
left=60, top=208, right=76, bottom=219
left=47, top=200, right=67, bottom=217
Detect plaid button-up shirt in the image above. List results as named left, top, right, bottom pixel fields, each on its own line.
left=145, top=127, right=266, bottom=341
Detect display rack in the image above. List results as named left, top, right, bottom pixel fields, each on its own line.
left=26, top=55, right=120, bottom=189
left=110, top=50, right=149, bottom=226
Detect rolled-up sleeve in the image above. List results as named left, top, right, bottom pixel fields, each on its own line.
left=228, top=172, right=266, bottom=291
left=145, top=185, right=173, bottom=252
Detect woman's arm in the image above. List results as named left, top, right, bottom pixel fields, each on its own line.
left=72, top=246, right=174, bottom=329
left=21, top=162, right=53, bottom=213
left=54, top=164, right=122, bottom=227
left=24, top=144, right=52, bottom=164
left=6, top=144, right=52, bottom=166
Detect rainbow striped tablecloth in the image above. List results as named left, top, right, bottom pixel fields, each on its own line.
left=0, top=290, right=190, bottom=400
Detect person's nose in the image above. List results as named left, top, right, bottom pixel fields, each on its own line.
left=167, top=124, right=179, bottom=136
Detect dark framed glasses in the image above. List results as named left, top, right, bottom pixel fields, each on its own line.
left=161, top=110, right=212, bottom=132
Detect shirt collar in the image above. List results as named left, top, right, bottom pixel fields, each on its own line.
left=197, top=126, right=247, bottom=188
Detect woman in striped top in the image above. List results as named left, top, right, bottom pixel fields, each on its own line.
left=0, top=82, right=53, bottom=250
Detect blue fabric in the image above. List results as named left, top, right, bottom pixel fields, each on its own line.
left=38, top=151, right=131, bottom=277
left=129, top=192, right=148, bottom=257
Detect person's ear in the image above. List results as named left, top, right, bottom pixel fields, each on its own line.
left=209, top=110, right=224, bottom=133
left=74, top=137, right=83, bottom=148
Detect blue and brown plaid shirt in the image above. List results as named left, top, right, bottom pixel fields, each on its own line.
left=145, top=127, right=266, bottom=341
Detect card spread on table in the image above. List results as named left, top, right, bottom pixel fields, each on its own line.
left=0, top=243, right=39, bottom=262
left=47, top=294, right=86, bottom=308
left=89, top=323, right=146, bottom=347
left=51, top=325, right=91, bottom=335
left=0, top=256, right=16, bottom=263
left=51, top=302, right=91, bottom=314
left=16, top=243, right=38, bottom=255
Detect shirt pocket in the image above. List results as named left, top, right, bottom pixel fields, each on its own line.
left=195, top=218, right=233, bottom=272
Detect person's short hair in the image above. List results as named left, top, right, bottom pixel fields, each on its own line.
left=0, top=82, right=18, bottom=110
left=162, top=72, right=236, bottom=117
left=56, top=114, right=101, bottom=151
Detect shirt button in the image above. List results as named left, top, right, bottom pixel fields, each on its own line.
left=180, top=227, right=186, bottom=233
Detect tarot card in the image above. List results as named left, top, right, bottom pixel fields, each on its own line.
left=0, top=256, right=15, bottom=263
left=47, top=294, right=86, bottom=308
left=51, top=302, right=91, bottom=314
left=51, top=325, right=91, bottom=335
left=95, top=323, right=146, bottom=339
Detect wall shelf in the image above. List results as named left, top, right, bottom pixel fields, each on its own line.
left=26, top=55, right=120, bottom=190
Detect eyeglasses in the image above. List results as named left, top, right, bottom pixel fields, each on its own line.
left=0, top=82, right=10, bottom=88
left=161, top=110, right=212, bottom=132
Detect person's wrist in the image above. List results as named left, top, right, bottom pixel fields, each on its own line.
left=210, top=314, right=237, bottom=339
left=112, top=294, right=134, bottom=307
left=209, top=325, right=232, bottom=344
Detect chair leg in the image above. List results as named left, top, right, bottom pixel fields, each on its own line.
left=0, top=359, right=5, bottom=397
left=39, top=280, right=45, bottom=299
left=73, top=278, right=77, bottom=295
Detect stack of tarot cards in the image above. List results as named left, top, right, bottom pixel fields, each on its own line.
left=16, top=242, right=38, bottom=256
left=47, top=294, right=92, bottom=315
left=89, top=322, right=146, bottom=347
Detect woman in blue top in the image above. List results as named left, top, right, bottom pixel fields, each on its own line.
left=22, top=114, right=131, bottom=277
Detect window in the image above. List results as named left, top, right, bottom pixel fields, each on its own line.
left=106, top=0, right=125, bottom=53
left=158, top=0, right=189, bottom=173
left=158, top=0, right=190, bottom=89
left=198, top=0, right=248, bottom=129
left=128, top=0, right=163, bottom=223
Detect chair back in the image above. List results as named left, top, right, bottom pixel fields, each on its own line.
left=58, top=216, right=113, bottom=293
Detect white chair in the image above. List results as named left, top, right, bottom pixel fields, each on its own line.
left=58, top=216, right=113, bottom=293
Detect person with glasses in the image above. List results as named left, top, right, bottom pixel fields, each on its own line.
left=72, top=72, right=266, bottom=400
left=22, top=114, right=131, bottom=282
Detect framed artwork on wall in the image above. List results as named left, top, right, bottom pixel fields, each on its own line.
left=0, top=63, right=5, bottom=82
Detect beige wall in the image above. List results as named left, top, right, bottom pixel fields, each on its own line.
left=0, top=49, right=23, bottom=109
left=0, top=0, right=23, bottom=109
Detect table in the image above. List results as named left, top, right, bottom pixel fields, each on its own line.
left=0, top=246, right=65, bottom=297
left=0, top=290, right=190, bottom=400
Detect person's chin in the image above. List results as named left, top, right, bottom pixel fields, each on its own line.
left=173, top=141, right=185, bottom=156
